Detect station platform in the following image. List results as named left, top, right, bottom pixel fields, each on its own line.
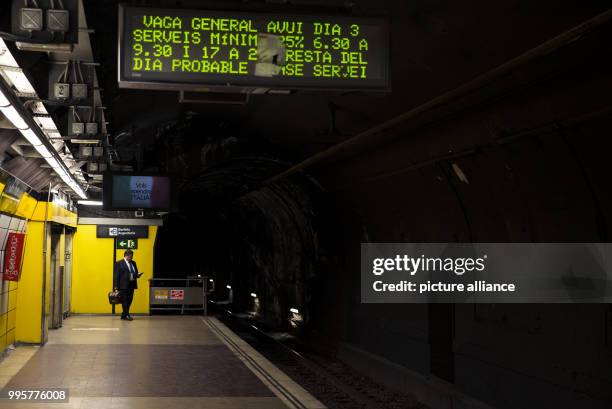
left=0, top=316, right=326, bottom=409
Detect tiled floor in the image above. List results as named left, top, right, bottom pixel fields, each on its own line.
left=0, top=315, right=326, bottom=409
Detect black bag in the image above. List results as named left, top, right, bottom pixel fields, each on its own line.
left=108, top=290, right=122, bottom=304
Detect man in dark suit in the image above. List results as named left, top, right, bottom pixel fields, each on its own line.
left=113, top=250, right=142, bottom=321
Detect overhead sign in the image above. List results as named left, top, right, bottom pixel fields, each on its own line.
left=116, top=238, right=138, bottom=250
left=105, top=174, right=171, bottom=211
left=118, top=6, right=389, bottom=91
left=96, top=225, right=149, bottom=238
left=3, top=233, right=26, bottom=281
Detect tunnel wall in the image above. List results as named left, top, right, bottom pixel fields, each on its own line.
left=309, top=29, right=612, bottom=409
left=72, top=223, right=158, bottom=314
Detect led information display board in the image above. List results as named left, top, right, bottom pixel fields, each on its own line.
left=118, top=6, right=389, bottom=91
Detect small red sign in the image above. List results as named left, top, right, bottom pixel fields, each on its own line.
left=3, top=232, right=26, bottom=281
left=170, top=289, right=184, bottom=300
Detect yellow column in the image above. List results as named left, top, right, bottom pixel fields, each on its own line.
left=16, top=221, right=47, bottom=344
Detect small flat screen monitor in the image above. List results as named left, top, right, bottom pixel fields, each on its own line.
left=103, top=174, right=171, bottom=211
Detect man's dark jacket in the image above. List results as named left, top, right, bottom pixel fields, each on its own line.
left=114, top=259, right=140, bottom=290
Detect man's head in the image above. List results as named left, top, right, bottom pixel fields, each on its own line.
left=124, top=250, right=133, bottom=261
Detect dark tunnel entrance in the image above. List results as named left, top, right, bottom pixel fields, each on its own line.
left=152, top=120, right=320, bottom=329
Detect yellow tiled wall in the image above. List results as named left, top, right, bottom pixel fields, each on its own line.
left=72, top=225, right=158, bottom=314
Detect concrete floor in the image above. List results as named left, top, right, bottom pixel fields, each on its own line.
left=0, top=315, right=326, bottom=409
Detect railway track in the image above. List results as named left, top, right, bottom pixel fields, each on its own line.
left=217, top=310, right=424, bottom=409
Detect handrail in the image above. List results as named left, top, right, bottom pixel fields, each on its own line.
left=148, top=277, right=209, bottom=315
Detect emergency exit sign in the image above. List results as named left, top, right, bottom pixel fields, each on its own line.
left=116, top=238, right=138, bottom=250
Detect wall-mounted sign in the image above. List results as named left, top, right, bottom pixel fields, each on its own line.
left=154, top=289, right=169, bottom=300
left=3, top=232, right=26, bottom=281
left=96, top=225, right=149, bottom=238
left=116, top=238, right=138, bottom=250
left=118, top=6, right=389, bottom=91
left=170, top=289, right=185, bottom=300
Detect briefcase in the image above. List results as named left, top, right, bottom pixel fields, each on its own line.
left=108, top=290, right=122, bottom=304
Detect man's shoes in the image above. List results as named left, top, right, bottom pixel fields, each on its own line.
left=120, top=316, right=127, bottom=320
left=126, top=315, right=134, bottom=321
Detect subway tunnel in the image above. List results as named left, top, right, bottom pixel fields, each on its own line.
left=0, top=1, right=611, bottom=409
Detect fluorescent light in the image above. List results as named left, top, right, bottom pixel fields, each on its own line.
left=59, top=172, right=72, bottom=183
left=0, top=37, right=86, bottom=201
left=290, top=308, right=299, bottom=314
left=19, top=128, right=42, bottom=146
left=45, top=157, right=60, bottom=168
left=0, top=39, right=19, bottom=67
left=77, top=200, right=102, bottom=206
left=0, top=89, right=10, bottom=107
left=0, top=106, right=28, bottom=129
left=4, top=71, right=36, bottom=94
left=78, top=190, right=87, bottom=200
left=35, top=145, right=52, bottom=158
left=268, top=89, right=292, bottom=95
left=35, top=116, right=58, bottom=130
left=54, top=198, right=68, bottom=207
left=250, top=293, right=257, bottom=298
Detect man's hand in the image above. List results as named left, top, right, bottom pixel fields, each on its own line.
left=137, top=273, right=143, bottom=278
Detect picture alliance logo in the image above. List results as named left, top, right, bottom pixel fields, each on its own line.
left=372, top=254, right=488, bottom=276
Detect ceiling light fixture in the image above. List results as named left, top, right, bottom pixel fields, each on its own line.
left=1, top=105, right=28, bottom=129
left=19, top=128, right=42, bottom=146
left=69, top=139, right=100, bottom=144
left=77, top=200, right=102, bottom=206
left=46, top=157, right=60, bottom=168
left=34, top=144, right=53, bottom=158
left=0, top=39, right=87, bottom=199
left=4, top=71, right=36, bottom=94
